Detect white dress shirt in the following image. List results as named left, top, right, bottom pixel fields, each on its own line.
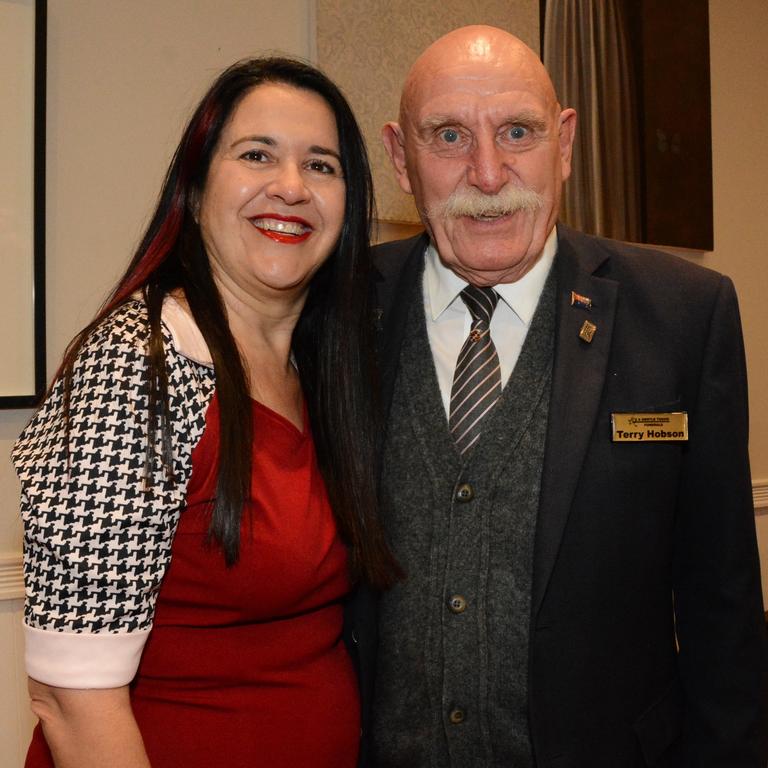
left=423, top=227, right=558, bottom=417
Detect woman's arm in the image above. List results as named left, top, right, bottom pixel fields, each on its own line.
left=14, top=303, right=214, bottom=765
left=28, top=678, right=151, bottom=768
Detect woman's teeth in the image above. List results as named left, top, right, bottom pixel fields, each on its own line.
left=252, top=219, right=308, bottom=235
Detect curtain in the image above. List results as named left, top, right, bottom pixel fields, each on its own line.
left=543, top=0, right=641, bottom=242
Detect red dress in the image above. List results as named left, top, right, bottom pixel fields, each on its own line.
left=26, top=396, right=359, bottom=767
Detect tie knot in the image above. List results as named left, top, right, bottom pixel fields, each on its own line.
left=461, top=285, right=499, bottom=325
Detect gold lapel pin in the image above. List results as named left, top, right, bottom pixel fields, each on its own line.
left=571, top=291, right=592, bottom=310
left=579, top=320, right=597, bottom=343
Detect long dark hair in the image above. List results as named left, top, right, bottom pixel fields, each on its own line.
left=57, top=57, right=399, bottom=588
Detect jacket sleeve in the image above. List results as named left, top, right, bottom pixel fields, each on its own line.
left=672, top=275, right=768, bottom=766
left=12, top=301, right=214, bottom=688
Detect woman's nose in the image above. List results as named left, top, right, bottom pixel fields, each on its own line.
left=265, top=162, right=310, bottom=204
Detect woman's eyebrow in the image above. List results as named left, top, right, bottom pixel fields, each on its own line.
left=309, top=145, right=342, bottom=161
left=229, top=136, right=340, bottom=161
left=230, top=134, right=276, bottom=149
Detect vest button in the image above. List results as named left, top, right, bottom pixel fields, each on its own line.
left=455, top=482, right=474, bottom=502
left=448, top=707, right=466, bottom=725
left=448, top=595, right=467, bottom=613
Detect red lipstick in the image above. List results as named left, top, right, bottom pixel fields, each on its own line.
left=250, top=214, right=312, bottom=244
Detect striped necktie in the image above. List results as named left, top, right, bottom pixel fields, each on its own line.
left=449, top=285, right=502, bottom=455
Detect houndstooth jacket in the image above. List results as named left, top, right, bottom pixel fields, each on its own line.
left=13, top=297, right=215, bottom=688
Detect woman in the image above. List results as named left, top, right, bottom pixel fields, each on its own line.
left=13, top=57, right=398, bottom=768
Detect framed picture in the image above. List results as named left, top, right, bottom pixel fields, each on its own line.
left=0, top=0, right=46, bottom=408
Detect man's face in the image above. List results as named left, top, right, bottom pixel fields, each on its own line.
left=384, top=53, right=576, bottom=286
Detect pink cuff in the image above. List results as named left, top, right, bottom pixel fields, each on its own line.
left=25, top=622, right=150, bottom=688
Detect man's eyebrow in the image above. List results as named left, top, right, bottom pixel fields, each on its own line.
left=417, top=110, right=550, bottom=134
left=502, top=111, right=548, bottom=132
left=418, top=116, right=461, bottom=133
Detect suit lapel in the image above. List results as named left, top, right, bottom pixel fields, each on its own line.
left=374, top=234, right=430, bottom=425
left=531, top=226, right=619, bottom=619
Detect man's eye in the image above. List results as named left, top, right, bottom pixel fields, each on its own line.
left=440, top=128, right=460, bottom=144
left=508, top=126, right=528, bottom=140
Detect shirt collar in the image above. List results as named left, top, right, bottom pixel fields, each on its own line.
left=424, top=226, right=558, bottom=325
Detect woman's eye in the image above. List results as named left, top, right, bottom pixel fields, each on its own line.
left=240, top=149, right=269, bottom=162
left=307, top=159, right=337, bottom=175
left=439, top=128, right=460, bottom=144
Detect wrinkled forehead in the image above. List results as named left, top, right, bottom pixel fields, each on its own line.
left=403, top=56, right=558, bottom=131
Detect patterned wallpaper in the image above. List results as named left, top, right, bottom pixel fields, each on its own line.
left=317, top=0, right=539, bottom=223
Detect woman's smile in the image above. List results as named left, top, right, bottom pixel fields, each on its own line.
left=250, top=214, right=312, bottom=243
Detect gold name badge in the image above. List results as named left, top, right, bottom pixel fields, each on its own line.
left=611, top=412, right=688, bottom=442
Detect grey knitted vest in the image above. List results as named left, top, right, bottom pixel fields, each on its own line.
left=372, top=264, right=556, bottom=768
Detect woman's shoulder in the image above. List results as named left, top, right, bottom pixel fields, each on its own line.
left=72, top=297, right=149, bottom=363
left=14, top=295, right=215, bottom=474
left=93, top=293, right=215, bottom=368
left=160, top=293, right=213, bottom=368
left=66, top=296, right=215, bottom=399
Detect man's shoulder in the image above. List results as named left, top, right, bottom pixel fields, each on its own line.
left=558, top=225, right=727, bottom=295
left=372, top=233, right=428, bottom=282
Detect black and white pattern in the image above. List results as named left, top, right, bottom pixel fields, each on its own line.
left=13, top=300, right=215, bottom=635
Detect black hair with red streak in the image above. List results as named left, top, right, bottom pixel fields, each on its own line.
left=56, top=57, right=400, bottom=588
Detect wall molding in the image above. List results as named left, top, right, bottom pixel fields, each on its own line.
left=0, top=554, right=24, bottom=601
left=1, top=481, right=767, bottom=602
left=755, top=479, right=768, bottom=515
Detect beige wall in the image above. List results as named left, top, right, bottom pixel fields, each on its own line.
left=707, top=0, right=768, bottom=479
left=0, top=1, right=314, bottom=763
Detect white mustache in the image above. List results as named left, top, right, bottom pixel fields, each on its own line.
left=426, top=186, right=544, bottom=220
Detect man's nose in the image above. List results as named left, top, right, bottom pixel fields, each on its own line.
left=467, top=139, right=510, bottom=194
left=265, top=162, right=311, bottom=205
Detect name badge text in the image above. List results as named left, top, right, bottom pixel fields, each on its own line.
left=611, top=412, right=688, bottom=442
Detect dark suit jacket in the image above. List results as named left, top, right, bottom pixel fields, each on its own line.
left=354, top=224, right=768, bottom=767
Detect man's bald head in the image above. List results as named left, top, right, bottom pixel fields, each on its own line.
left=382, top=25, right=576, bottom=286
left=400, top=26, right=560, bottom=125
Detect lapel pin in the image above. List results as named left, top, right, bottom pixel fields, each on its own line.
left=579, top=320, right=597, bottom=343
left=570, top=291, right=592, bottom=310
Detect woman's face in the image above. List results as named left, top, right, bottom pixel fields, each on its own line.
left=198, top=83, right=345, bottom=304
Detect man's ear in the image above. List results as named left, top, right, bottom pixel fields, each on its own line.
left=381, top=122, right=413, bottom=195
left=558, top=108, right=577, bottom=181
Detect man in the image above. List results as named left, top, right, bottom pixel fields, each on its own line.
left=366, top=24, right=768, bottom=767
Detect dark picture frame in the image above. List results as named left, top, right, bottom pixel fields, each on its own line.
left=0, top=0, right=46, bottom=408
